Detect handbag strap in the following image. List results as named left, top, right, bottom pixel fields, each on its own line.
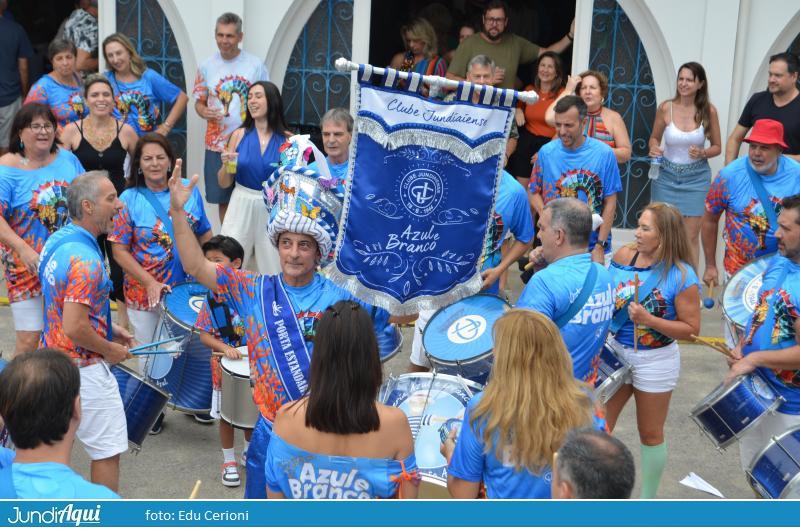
left=609, top=267, right=663, bottom=334
left=554, top=262, right=599, bottom=328
left=745, top=161, right=779, bottom=228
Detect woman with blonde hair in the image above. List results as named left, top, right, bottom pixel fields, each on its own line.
left=102, top=33, right=188, bottom=137
left=545, top=69, right=632, bottom=163
left=606, top=202, right=700, bottom=498
left=389, top=18, right=447, bottom=97
left=441, top=309, right=599, bottom=498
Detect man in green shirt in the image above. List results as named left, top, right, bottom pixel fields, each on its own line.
left=447, top=0, right=574, bottom=90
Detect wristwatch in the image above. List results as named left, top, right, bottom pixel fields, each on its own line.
left=595, top=240, right=609, bottom=250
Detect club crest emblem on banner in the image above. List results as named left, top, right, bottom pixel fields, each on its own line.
left=327, top=61, right=532, bottom=314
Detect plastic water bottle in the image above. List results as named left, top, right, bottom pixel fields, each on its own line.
left=648, top=156, right=662, bottom=180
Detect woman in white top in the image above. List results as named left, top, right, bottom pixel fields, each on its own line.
left=648, top=62, right=721, bottom=271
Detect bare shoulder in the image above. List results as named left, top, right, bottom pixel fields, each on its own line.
left=612, top=244, right=636, bottom=264
left=273, top=400, right=305, bottom=435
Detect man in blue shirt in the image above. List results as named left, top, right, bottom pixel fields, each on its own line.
left=726, top=194, right=800, bottom=473
left=517, top=198, right=613, bottom=381
left=0, top=0, right=33, bottom=155
left=529, top=95, right=621, bottom=263
left=0, top=349, right=119, bottom=499
left=308, top=107, right=352, bottom=191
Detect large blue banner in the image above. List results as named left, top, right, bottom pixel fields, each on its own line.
left=329, top=65, right=516, bottom=314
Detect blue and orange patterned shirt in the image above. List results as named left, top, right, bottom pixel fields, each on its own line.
left=529, top=136, right=622, bottom=250
left=40, top=223, right=110, bottom=366
left=24, top=74, right=86, bottom=130
left=108, top=183, right=211, bottom=310
left=0, top=149, right=84, bottom=302
left=213, top=268, right=394, bottom=422
left=106, top=69, right=182, bottom=136
left=609, top=260, right=699, bottom=349
left=705, top=155, right=800, bottom=276
left=743, top=254, right=800, bottom=414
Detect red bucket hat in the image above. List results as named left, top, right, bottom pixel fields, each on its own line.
left=743, top=119, right=789, bottom=150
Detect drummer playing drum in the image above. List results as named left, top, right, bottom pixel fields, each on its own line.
left=725, top=194, right=800, bottom=476
left=193, top=235, right=251, bottom=489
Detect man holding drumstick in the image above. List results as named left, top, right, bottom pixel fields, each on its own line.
left=39, top=170, right=135, bottom=493
left=726, top=194, right=800, bottom=474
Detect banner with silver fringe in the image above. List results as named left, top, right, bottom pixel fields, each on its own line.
left=327, top=59, right=537, bottom=315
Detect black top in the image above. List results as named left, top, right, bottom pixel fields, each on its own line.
left=73, top=120, right=128, bottom=195
left=738, top=90, right=800, bottom=155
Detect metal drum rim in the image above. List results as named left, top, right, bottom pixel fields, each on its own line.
left=161, top=281, right=210, bottom=332
left=379, top=325, right=404, bottom=364
left=689, top=374, right=751, bottom=416
left=389, top=371, right=484, bottom=391
left=747, top=424, right=800, bottom=499
left=113, top=363, right=171, bottom=401
left=722, top=253, right=774, bottom=327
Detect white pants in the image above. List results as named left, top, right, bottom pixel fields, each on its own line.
left=738, top=410, right=800, bottom=472
left=221, top=185, right=280, bottom=275
left=76, top=362, right=129, bottom=460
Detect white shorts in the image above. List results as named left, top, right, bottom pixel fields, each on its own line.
left=609, top=336, right=681, bottom=393
left=10, top=296, right=43, bottom=332
left=76, top=362, right=129, bottom=460
left=409, top=309, right=434, bottom=369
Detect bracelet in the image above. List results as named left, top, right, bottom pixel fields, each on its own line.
left=163, top=121, right=173, bottom=129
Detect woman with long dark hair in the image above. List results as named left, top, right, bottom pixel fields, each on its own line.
left=648, top=62, right=721, bottom=271
left=508, top=51, right=565, bottom=188
left=264, top=300, right=418, bottom=499
left=218, top=81, right=291, bottom=274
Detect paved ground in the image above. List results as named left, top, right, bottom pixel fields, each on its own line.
left=0, top=270, right=755, bottom=500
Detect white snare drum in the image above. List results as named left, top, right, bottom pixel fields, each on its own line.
left=220, top=347, right=259, bottom=430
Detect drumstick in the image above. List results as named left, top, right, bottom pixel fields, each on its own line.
left=129, top=349, right=180, bottom=356
left=633, top=273, right=639, bottom=353
left=189, top=480, right=201, bottom=499
left=690, top=334, right=734, bottom=359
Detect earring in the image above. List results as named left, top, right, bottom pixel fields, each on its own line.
left=137, top=167, right=143, bottom=176
left=19, top=140, right=23, bottom=150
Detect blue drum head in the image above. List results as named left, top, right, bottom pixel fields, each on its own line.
left=423, top=294, right=509, bottom=365
left=723, top=255, right=772, bottom=333
left=163, top=282, right=210, bottom=329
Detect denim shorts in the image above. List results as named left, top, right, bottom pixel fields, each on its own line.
left=650, top=158, right=711, bottom=217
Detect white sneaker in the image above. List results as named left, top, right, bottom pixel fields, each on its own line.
left=221, top=461, right=240, bottom=487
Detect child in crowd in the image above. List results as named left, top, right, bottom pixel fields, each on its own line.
left=194, top=235, right=251, bottom=487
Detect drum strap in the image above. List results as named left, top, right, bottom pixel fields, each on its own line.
left=609, top=267, right=663, bottom=334
left=135, top=188, right=187, bottom=284
left=745, top=162, right=779, bottom=228
left=206, top=294, right=237, bottom=342
left=39, top=225, right=113, bottom=342
left=259, top=275, right=312, bottom=401
left=554, top=262, right=599, bottom=328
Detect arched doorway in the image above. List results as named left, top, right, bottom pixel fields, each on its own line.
left=116, top=0, right=187, bottom=159
left=589, top=0, right=657, bottom=229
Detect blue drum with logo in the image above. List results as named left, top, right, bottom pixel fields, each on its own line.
left=723, top=255, right=772, bottom=338
left=422, top=293, right=509, bottom=385
left=145, top=282, right=213, bottom=413
left=379, top=373, right=480, bottom=498
left=112, top=364, right=170, bottom=451
left=747, top=426, right=800, bottom=498
left=690, top=374, right=783, bottom=450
